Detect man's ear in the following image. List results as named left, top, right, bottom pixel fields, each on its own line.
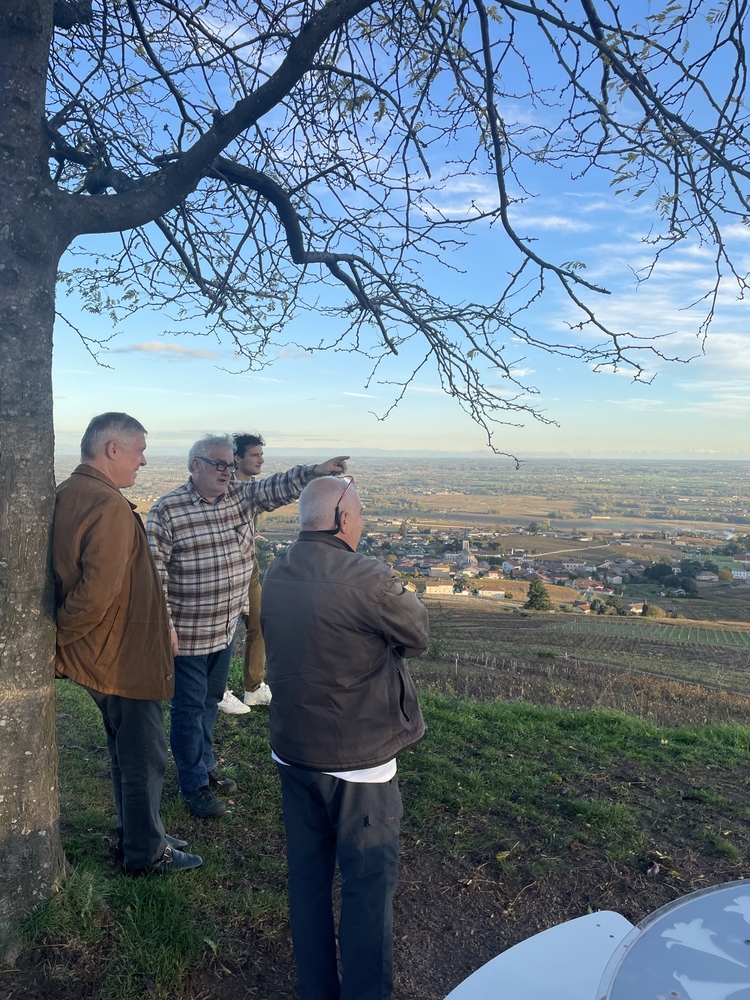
left=104, top=439, right=118, bottom=459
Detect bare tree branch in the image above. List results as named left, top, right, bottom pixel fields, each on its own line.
left=43, top=0, right=750, bottom=450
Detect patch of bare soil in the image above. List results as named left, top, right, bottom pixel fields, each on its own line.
left=5, top=831, right=747, bottom=1000
left=414, top=659, right=750, bottom=726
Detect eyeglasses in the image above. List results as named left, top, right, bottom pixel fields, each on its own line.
left=196, top=456, right=238, bottom=473
left=322, top=476, right=356, bottom=534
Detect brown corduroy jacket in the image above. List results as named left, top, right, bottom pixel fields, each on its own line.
left=53, top=464, right=173, bottom=700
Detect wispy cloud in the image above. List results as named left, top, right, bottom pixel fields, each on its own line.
left=684, top=333, right=750, bottom=374
left=107, top=341, right=219, bottom=361
left=425, top=175, right=500, bottom=218
left=664, top=372, right=750, bottom=417
left=573, top=197, right=618, bottom=214
left=590, top=364, right=656, bottom=380
left=514, top=212, right=593, bottom=234
left=720, top=222, right=750, bottom=242
left=538, top=245, right=750, bottom=382
left=668, top=397, right=750, bottom=418
left=610, top=398, right=665, bottom=409
left=239, top=374, right=286, bottom=384
left=677, top=376, right=750, bottom=393
left=277, top=347, right=313, bottom=359
left=343, top=391, right=377, bottom=398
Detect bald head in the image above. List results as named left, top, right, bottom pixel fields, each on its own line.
left=299, top=477, right=351, bottom=530
left=298, top=476, right=363, bottom=550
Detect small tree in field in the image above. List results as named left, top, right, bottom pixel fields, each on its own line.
left=643, top=602, right=667, bottom=618
left=524, top=579, right=553, bottom=611
left=4, top=0, right=750, bottom=955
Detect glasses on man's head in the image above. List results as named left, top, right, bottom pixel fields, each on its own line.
left=322, top=475, right=356, bottom=534
left=196, top=456, right=238, bottom=473
left=337, top=475, right=355, bottom=506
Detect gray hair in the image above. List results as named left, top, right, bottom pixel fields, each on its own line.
left=80, top=412, right=147, bottom=461
left=187, top=434, right=234, bottom=472
left=298, top=477, right=350, bottom=530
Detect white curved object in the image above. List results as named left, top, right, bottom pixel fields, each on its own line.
left=444, top=910, right=635, bottom=1000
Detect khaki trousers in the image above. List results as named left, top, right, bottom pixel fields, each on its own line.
left=242, top=560, right=265, bottom=691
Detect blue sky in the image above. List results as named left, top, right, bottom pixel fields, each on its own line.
left=54, top=203, right=750, bottom=458
left=52, top=8, right=750, bottom=460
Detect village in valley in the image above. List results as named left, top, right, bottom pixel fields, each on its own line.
left=264, top=521, right=749, bottom=620
left=361, top=527, right=745, bottom=606
left=245, top=456, right=750, bottom=622
left=55, top=452, right=750, bottom=622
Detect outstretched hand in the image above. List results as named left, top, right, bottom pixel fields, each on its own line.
left=313, top=456, right=350, bottom=477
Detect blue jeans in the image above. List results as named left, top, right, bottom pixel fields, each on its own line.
left=170, top=644, right=233, bottom=793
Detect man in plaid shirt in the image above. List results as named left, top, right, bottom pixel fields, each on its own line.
left=146, top=433, right=349, bottom=818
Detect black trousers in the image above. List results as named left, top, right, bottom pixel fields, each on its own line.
left=85, top=688, right=168, bottom=869
left=277, top=764, right=402, bottom=1000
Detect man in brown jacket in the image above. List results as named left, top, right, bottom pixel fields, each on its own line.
left=262, top=477, right=428, bottom=1000
left=53, top=412, right=202, bottom=874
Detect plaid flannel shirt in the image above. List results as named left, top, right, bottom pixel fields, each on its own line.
left=146, top=466, right=315, bottom=655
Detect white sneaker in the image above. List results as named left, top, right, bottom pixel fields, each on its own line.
left=243, top=682, right=272, bottom=706
left=217, top=690, right=252, bottom=715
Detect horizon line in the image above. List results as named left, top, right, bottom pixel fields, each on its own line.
left=54, top=448, right=750, bottom=461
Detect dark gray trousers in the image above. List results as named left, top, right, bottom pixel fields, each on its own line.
left=85, top=688, right=168, bottom=869
left=277, top=764, right=402, bottom=1000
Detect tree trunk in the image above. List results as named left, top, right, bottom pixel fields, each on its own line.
left=0, top=0, right=67, bottom=963
left=0, top=258, right=64, bottom=962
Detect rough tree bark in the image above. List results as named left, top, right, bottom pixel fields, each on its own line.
left=0, top=0, right=68, bottom=962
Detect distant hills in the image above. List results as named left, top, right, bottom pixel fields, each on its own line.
left=54, top=448, right=750, bottom=461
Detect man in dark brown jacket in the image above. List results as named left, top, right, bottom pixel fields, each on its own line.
left=53, top=412, right=202, bottom=874
left=262, top=476, right=428, bottom=1000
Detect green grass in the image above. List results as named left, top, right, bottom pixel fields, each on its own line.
left=22, top=864, right=112, bottom=946
left=24, top=653, right=750, bottom=998
left=44, top=669, right=291, bottom=997
left=99, top=879, right=207, bottom=1000
left=400, top=695, right=750, bottom=863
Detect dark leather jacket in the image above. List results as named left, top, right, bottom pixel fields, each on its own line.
left=262, top=531, right=428, bottom=771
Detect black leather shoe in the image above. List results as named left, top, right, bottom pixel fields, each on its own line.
left=116, top=832, right=189, bottom=860
left=182, top=785, right=228, bottom=818
left=125, top=845, right=203, bottom=875
left=208, top=768, right=238, bottom=794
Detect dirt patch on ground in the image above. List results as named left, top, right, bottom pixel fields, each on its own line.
left=6, top=818, right=746, bottom=1000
